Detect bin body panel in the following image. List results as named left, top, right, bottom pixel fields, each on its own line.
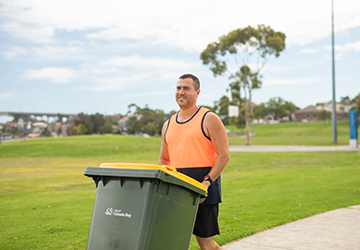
left=146, top=181, right=200, bottom=250
left=85, top=168, right=204, bottom=250
left=87, top=177, right=156, bottom=250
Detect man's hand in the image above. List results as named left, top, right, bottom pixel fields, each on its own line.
left=201, top=180, right=211, bottom=189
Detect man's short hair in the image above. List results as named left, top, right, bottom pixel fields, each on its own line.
left=179, top=74, right=200, bottom=91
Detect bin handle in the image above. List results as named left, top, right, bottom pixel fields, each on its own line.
left=163, top=165, right=177, bottom=173
left=161, top=165, right=208, bottom=196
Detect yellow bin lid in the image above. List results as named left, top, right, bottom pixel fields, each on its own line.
left=85, top=163, right=207, bottom=197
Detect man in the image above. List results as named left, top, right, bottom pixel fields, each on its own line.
left=159, top=73, right=230, bottom=250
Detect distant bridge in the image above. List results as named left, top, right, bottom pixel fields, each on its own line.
left=0, top=111, right=77, bottom=122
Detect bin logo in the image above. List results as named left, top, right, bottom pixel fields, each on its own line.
left=105, top=207, right=132, bottom=218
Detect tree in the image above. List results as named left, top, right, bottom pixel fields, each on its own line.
left=99, top=122, right=113, bottom=134
left=137, top=108, right=166, bottom=136
left=90, top=113, right=106, bottom=134
left=71, top=112, right=108, bottom=134
left=125, top=105, right=166, bottom=136
left=75, top=113, right=93, bottom=134
left=236, top=105, right=246, bottom=129
left=213, top=95, right=230, bottom=125
left=41, top=128, right=51, bottom=137
left=284, top=101, right=298, bottom=120
left=74, top=124, right=88, bottom=134
left=317, top=109, right=331, bottom=126
left=126, top=116, right=143, bottom=135
left=253, top=98, right=298, bottom=122
left=230, top=65, right=262, bottom=142
left=348, top=93, right=360, bottom=116
left=106, top=116, right=119, bottom=125
left=340, top=96, right=351, bottom=105
left=213, top=95, right=230, bottom=116
left=352, top=93, right=360, bottom=104
left=56, top=113, right=63, bottom=122
left=67, top=126, right=77, bottom=136
left=228, top=78, right=242, bottom=107
left=254, top=103, right=268, bottom=122
left=267, top=97, right=290, bottom=120
left=144, top=122, right=157, bottom=136
left=201, top=24, right=286, bottom=145
left=352, top=97, right=360, bottom=115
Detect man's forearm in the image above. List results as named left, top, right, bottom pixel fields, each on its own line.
left=158, top=158, right=170, bottom=166
left=208, top=153, right=230, bottom=181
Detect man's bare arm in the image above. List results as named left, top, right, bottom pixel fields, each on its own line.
left=158, top=120, right=171, bottom=166
left=202, top=112, right=230, bottom=188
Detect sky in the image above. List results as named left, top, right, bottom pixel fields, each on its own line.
left=1, top=0, right=360, bottom=123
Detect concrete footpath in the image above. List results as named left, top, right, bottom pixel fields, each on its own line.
left=222, top=145, right=360, bottom=249
left=222, top=205, right=360, bottom=250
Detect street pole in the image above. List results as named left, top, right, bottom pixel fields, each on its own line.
left=331, top=0, right=337, bottom=143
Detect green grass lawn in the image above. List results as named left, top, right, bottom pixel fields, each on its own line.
left=227, top=120, right=351, bottom=145
left=0, top=122, right=359, bottom=249
left=217, top=151, right=360, bottom=246
left=0, top=135, right=161, bottom=160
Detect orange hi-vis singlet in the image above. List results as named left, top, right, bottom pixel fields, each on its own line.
left=164, top=107, right=217, bottom=168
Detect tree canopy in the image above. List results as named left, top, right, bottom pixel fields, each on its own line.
left=125, top=104, right=166, bottom=136
left=201, top=24, right=286, bottom=145
left=201, top=25, right=286, bottom=77
left=68, top=112, right=117, bottom=135
left=317, top=109, right=331, bottom=125
left=253, top=97, right=298, bottom=121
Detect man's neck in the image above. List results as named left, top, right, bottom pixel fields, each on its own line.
left=178, top=105, right=199, bottom=122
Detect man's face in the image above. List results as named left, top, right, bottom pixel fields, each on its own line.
left=176, top=78, right=200, bottom=108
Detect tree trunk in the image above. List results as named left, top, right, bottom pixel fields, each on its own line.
left=243, top=67, right=251, bottom=146
left=249, top=88, right=253, bottom=137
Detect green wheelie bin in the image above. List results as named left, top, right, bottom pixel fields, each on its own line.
left=84, top=163, right=207, bottom=250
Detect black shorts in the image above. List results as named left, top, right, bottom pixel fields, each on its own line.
left=193, top=203, right=220, bottom=237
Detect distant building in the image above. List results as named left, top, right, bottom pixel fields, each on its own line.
left=16, top=119, right=32, bottom=132
left=118, top=114, right=141, bottom=132
left=32, top=122, right=47, bottom=133
left=61, top=123, right=71, bottom=136
left=295, top=102, right=351, bottom=121
left=118, top=115, right=129, bottom=132
left=294, top=106, right=319, bottom=121
left=6, top=122, right=17, bottom=131
left=49, top=122, right=62, bottom=134
left=319, top=101, right=350, bottom=119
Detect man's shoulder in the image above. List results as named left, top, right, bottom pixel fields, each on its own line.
left=203, top=110, right=224, bottom=129
left=202, top=108, right=220, bottom=119
left=164, top=112, right=177, bottom=124
left=200, top=107, right=215, bottom=116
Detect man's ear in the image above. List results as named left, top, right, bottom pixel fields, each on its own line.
left=196, top=89, right=200, bottom=98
